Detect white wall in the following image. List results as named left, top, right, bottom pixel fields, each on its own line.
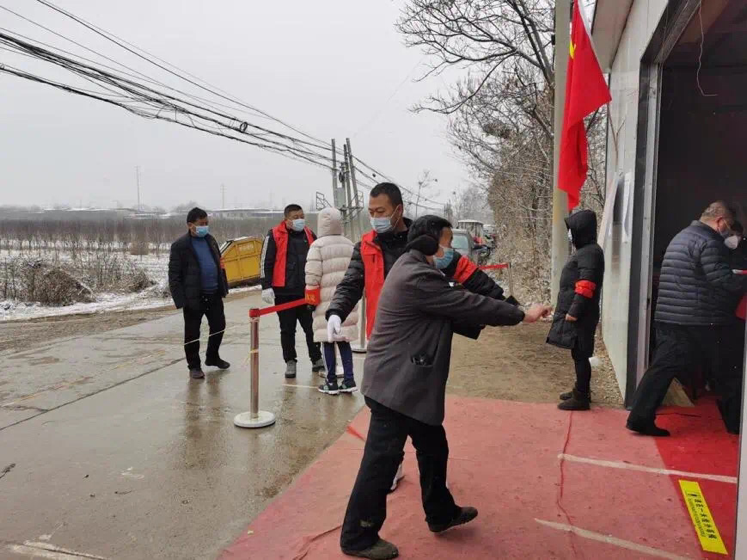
left=738, top=333, right=747, bottom=558
left=601, top=0, right=668, bottom=397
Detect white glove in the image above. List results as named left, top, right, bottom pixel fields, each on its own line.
left=262, top=288, right=275, bottom=305
left=327, top=315, right=342, bottom=342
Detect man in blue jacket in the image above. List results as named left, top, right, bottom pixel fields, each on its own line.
left=168, top=207, right=230, bottom=379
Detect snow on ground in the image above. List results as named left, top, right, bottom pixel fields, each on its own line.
left=0, top=248, right=259, bottom=322
left=0, top=285, right=260, bottom=322
left=0, top=249, right=170, bottom=281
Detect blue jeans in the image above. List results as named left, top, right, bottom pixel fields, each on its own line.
left=322, top=341, right=354, bottom=383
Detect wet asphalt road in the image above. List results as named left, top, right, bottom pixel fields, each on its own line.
left=0, top=292, right=365, bottom=559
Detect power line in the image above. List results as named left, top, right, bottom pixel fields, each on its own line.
left=0, top=3, right=333, bottom=154
left=0, top=31, right=338, bottom=168
left=32, top=0, right=332, bottom=148
left=4, top=2, right=449, bottom=208
left=27, top=0, right=445, bottom=205
left=0, top=61, right=333, bottom=171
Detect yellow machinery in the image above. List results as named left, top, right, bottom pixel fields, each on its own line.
left=220, top=237, right=263, bottom=287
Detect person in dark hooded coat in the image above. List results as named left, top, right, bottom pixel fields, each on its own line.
left=547, top=209, right=605, bottom=411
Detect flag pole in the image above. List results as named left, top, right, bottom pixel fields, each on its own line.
left=551, top=0, right=571, bottom=303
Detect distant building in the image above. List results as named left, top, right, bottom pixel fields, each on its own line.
left=209, top=208, right=273, bottom=220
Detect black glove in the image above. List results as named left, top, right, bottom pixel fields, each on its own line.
left=505, top=295, right=521, bottom=307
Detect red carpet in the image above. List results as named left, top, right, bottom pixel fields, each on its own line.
left=655, top=397, right=739, bottom=558
left=220, top=396, right=740, bottom=559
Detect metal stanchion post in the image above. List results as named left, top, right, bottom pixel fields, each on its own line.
left=508, top=262, right=515, bottom=298
left=234, top=312, right=276, bottom=429
left=351, top=295, right=367, bottom=353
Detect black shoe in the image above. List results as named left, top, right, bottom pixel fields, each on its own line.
left=189, top=369, right=205, bottom=380
left=205, top=358, right=230, bottom=370
left=342, top=539, right=399, bottom=559
left=284, top=360, right=297, bottom=379
left=560, top=388, right=592, bottom=402
left=339, top=379, right=358, bottom=393
left=319, top=379, right=340, bottom=395
left=626, top=421, right=670, bottom=437
left=558, top=389, right=590, bottom=411
left=428, top=506, right=478, bottom=533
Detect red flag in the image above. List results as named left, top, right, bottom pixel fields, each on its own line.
left=558, top=1, right=611, bottom=210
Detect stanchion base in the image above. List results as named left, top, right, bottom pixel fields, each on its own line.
left=234, top=410, right=276, bottom=429
left=350, top=344, right=367, bottom=354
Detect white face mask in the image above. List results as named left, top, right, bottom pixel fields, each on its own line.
left=725, top=235, right=740, bottom=250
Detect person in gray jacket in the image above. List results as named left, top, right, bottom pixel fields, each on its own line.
left=339, top=215, right=551, bottom=560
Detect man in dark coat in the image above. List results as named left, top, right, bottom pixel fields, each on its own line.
left=627, top=201, right=747, bottom=436
left=547, top=209, right=605, bottom=411
left=327, top=182, right=518, bottom=493
left=339, top=216, right=550, bottom=560
left=168, top=207, right=230, bottom=379
left=260, top=204, right=323, bottom=379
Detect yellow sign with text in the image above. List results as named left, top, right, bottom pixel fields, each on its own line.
left=679, top=480, right=727, bottom=555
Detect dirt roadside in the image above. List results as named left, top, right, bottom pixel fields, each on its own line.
left=1, top=293, right=623, bottom=408
left=448, top=321, right=623, bottom=407
left=0, top=290, right=255, bottom=354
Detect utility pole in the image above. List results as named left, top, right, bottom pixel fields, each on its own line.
left=221, top=184, right=226, bottom=209
left=345, top=138, right=361, bottom=242
left=551, top=0, right=571, bottom=303
left=135, top=166, right=141, bottom=211
left=331, top=139, right=338, bottom=195
left=342, top=143, right=354, bottom=240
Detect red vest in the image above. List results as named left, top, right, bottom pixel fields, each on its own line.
left=361, top=233, right=479, bottom=337
left=360, top=231, right=385, bottom=338
left=271, top=223, right=315, bottom=288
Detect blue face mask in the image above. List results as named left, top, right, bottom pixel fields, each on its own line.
left=433, top=246, right=455, bottom=270
left=195, top=225, right=209, bottom=238
left=290, top=219, right=305, bottom=232
left=370, top=216, right=393, bottom=234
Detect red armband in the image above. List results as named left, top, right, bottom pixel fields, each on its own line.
left=575, top=280, right=596, bottom=299
left=453, top=256, right=479, bottom=284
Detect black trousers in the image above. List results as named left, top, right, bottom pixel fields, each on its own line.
left=572, top=346, right=592, bottom=395
left=340, top=398, right=458, bottom=552
left=275, top=293, right=321, bottom=363
left=183, top=292, right=225, bottom=371
left=627, top=322, right=741, bottom=431
left=718, top=321, right=745, bottom=433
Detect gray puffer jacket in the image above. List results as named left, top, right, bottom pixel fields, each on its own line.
left=655, top=220, right=747, bottom=326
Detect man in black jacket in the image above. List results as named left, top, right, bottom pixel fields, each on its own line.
left=627, top=201, right=747, bottom=436
left=260, top=204, right=323, bottom=379
left=168, top=207, right=230, bottom=379
left=547, top=209, right=605, bottom=411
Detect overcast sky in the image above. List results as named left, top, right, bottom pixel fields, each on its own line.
left=0, top=0, right=466, bottom=211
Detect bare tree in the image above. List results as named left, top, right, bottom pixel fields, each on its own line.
left=398, top=0, right=606, bottom=301
left=410, top=170, right=440, bottom=218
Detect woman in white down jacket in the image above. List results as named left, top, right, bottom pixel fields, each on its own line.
left=305, top=207, right=359, bottom=395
